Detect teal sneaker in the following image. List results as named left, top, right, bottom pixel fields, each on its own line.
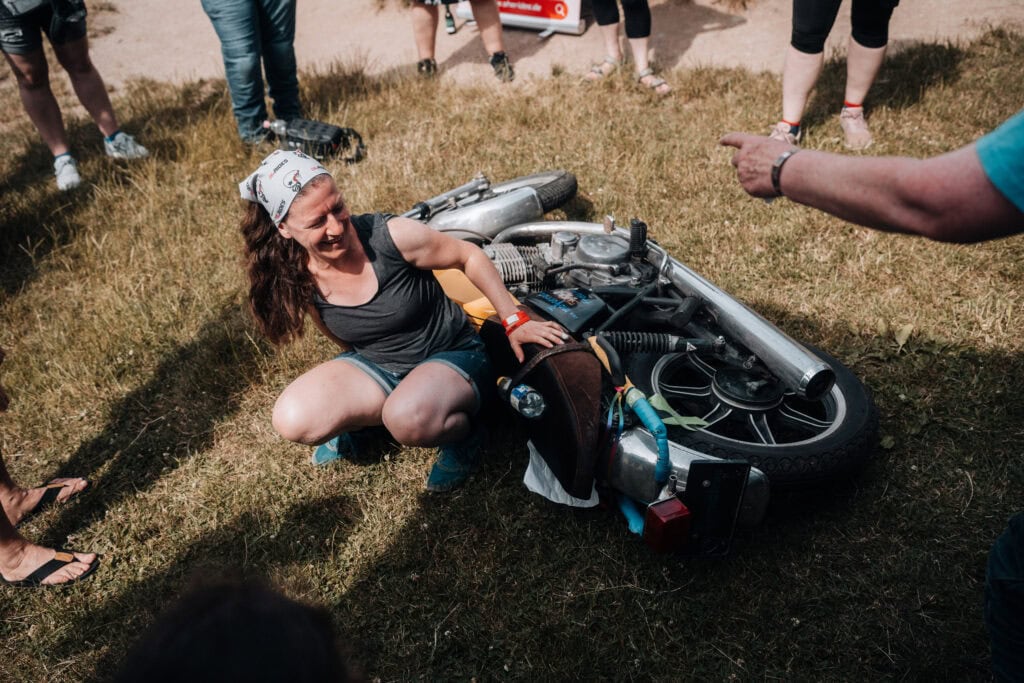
left=425, top=424, right=486, bottom=493
left=311, top=432, right=359, bottom=466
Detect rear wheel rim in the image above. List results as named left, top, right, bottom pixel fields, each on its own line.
left=650, top=352, right=847, bottom=448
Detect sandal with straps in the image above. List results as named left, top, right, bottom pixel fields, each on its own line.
left=15, top=478, right=91, bottom=528
left=1, top=550, right=98, bottom=588
left=636, top=67, right=671, bottom=97
left=584, top=56, right=621, bottom=82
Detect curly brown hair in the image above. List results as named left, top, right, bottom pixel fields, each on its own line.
left=239, top=175, right=331, bottom=346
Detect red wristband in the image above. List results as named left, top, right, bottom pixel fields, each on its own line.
left=502, top=310, right=530, bottom=336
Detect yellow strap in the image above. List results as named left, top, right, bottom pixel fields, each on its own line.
left=585, top=336, right=635, bottom=391
left=586, top=336, right=611, bottom=372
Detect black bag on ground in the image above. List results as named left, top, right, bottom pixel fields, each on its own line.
left=277, top=118, right=366, bottom=164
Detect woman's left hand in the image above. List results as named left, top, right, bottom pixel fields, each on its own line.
left=507, top=319, right=570, bottom=362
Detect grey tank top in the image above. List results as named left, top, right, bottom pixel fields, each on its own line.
left=313, top=213, right=475, bottom=373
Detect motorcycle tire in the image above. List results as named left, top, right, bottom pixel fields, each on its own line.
left=486, top=170, right=578, bottom=213
left=626, top=344, right=879, bottom=490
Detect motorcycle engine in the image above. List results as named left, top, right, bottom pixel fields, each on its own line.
left=484, top=230, right=657, bottom=294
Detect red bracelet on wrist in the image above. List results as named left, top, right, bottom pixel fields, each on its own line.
left=502, top=310, right=530, bottom=336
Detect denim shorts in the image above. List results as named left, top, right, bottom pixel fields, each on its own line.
left=0, top=2, right=87, bottom=55
left=335, top=336, right=494, bottom=414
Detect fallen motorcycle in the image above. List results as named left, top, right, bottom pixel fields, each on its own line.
left=406, top=171, right=879, bottom=555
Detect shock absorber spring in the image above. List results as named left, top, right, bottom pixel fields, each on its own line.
left=599, top=331, right=677, bottom=353
left=598, top=331, right=712, bottom=354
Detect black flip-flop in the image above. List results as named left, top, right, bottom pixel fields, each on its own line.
left=1, top=550, right=99, bottom=588
left=16, top=478, right=91, bottom=528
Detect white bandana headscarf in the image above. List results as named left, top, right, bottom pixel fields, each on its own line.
left=239, top=150, right=331, bottom=226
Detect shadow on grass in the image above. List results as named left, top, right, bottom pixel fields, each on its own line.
left=300, top=62, right=387, bottom=119
left=0, top=78, right=228, bottom=297
left=20, top=308, right=1018, bottom=680
left=803, top=40, right=965, bottom=130
left=46, top=495, right=359, bottom=680
left=0, top=146, right=107, bottom=298
left=108, top=77, right=231, bottom=164
left=322, top=306, right=1020, bottom=679
left=39, top=303, right=269, bottom=544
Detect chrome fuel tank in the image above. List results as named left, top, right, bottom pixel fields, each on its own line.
left=427, top=187, right=545, bottom=241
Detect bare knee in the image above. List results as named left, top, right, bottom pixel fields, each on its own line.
left=271, top=393, right=315, bottom=444
left=14, top=66, right=50, bottom=91
left=61, top=57, right=96, bottom=80
left=382, top=399, right=440, bottom=446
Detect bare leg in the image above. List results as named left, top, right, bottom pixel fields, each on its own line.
left=0, top=515, right=95, bottom=585
left=599, top=22, right=623, bottom=61
left=3, top=50, right=70, bottom=156
left=468, top=0, right=505, bottom=56
left=412, top=3, right=439, bottom=61
left=51, top=36, right=118, bottom=137
left=272, top=359, right=389, bottom=446
left=584, top=22, right=623, bottom=80
left=627, top=35, right=649, bottom=72
left=0, top=454, right=94, bottom=585
left=0, top=453, right=89, bottom=527
left=781, top=45, right=824, bottom=124
left=629, top=35, right=670, bottom=95
left=381, top=363, right=477, bottom=447
left=843, top=36, right=886, bottom=106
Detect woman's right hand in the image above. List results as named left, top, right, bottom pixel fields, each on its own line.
left=507, top=319, right=569, bottom=362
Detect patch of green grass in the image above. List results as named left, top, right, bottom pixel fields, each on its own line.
left=1, top=29, right=1022, bottom=682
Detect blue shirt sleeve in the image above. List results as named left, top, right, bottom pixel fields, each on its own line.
left=976, top=109, right=1024, bottom=213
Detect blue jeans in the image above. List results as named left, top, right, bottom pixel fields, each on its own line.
left=334, top=336, right=495, bottom=415
left=200, top=0, right=301, bottom=142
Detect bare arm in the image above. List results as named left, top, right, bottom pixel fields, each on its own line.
left=386, top=217, right=567, bottom=361
left=719, top=132, right=1024, bottom=243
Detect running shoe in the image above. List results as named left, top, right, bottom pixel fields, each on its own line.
left=54, top=155, right=81, bottom=191
left=104, top=131, right=149, bottom=160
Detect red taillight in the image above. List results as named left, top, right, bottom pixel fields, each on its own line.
left=642, top=497, right=691, bottom=553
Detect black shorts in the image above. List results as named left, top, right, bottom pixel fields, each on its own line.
left=0, top=1, right=87, bottom=55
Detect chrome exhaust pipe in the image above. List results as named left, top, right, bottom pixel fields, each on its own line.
left=608, top=428, right=769, bottom=527
left=643, top=239, right=835, bottom=400
left=491, top=221, right=611, bottom=244
left=493, top=222, right=835, bottom=400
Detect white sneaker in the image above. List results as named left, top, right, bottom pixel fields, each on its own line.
left=104, top=131, right=149, bottom=160
left=54, top=155, right=82, bottom=191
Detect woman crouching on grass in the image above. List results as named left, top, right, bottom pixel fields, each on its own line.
left=239, top=151, right=566, bottom=492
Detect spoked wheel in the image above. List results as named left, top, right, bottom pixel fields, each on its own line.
left=629, top=345, right=879, bottom=489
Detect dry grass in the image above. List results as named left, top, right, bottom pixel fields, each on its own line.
left=0, top=28, right=1022, bottom=682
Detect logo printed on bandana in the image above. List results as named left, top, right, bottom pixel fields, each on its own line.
left=256, top=179, right=269, bottom=204
left=283, top=170, right=303, bottom=193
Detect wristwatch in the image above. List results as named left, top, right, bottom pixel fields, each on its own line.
left=771, top=149, right=799, bottom=197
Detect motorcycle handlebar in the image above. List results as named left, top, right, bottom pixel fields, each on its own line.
left=401, top=173, right=491, bottom=221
